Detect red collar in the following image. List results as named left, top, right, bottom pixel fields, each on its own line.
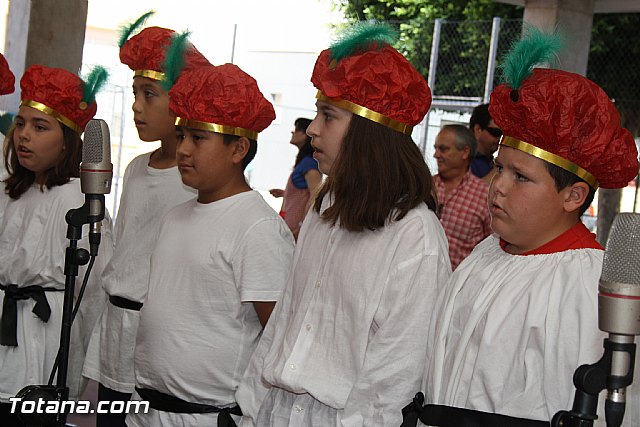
left=499, top=221, right=603, bottom=255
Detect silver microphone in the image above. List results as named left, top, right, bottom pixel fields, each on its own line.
left=598, top=212, right=640, bottom=426
left=80, top=119, right=112, bottom=255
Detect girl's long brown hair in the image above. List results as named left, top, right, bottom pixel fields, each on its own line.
left=313, top=114, right=437, bottom=231
left=3, top=121, right=82, bottom=199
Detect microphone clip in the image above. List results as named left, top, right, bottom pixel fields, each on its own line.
left=552, top=337, right=636, bottom=427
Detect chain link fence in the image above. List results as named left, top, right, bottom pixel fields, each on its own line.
left=390, top=16, right=640, bottom=215
left=390, top=16, right=640, bottom=122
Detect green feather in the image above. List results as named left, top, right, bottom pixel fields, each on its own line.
left=329, top=21, right=398, bottom=62
left=82, top=66, right=109, bottom=103
left=118, top=10, right=155, bottom=48
left=161, top=31, right=190, bottom=91
left=0, top=112, right=14, bottom=135
left=500, top=25, right=564, bottom=90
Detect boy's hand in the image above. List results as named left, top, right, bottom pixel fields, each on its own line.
left=252, top=302, right=276, bottom=327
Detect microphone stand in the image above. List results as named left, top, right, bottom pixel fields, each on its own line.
left=552, top=338, right=635, bottom=427
left=16, top=195, right=104, bottom=427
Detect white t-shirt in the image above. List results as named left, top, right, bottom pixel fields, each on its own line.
left=83, top=152, right=195, bottom=393
left=126, top=190, right=294, bottom=427
left=426, top=234, right=605, bottom=424
left=0, top=179, right=113, bottom=401
left=236, top=195, right=452, bottom=427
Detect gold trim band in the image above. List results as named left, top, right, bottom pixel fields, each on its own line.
left=316, top=91, right=413, bottom=135
left=21, top=100, right=83, bottom=134
left=175, top=117, right=259, bottom=141
left=134, top=70, right=165, bottom=81
left=500, top=136, right=599, bottom=189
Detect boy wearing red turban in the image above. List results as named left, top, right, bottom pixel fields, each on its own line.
left=125, top=63, right=294, bottom=427
left=422, top=28, right=639, bottom=424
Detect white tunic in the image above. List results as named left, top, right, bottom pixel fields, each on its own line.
left=236, top=195, right=451, bottom=427
left=83, top=152, right=195, bottom=393
left=426, top=234, right=605, bottom=423
left=0, top=179, right=113, bottom=401
left=126, top=191, right=294, bottom=427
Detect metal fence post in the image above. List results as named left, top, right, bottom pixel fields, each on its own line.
left=484, top=17, right=501, bottom=104
left=420, top=18, right=443, bottom=155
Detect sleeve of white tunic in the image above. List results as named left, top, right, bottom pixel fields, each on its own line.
left=340, top=212, right=451, bottom=427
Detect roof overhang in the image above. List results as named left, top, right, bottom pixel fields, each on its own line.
left=494, top=0, right=640, bottom=13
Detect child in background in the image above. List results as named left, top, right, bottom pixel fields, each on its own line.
left=0, top=53, right=14, bottom=94
left=82, top=12, right=211, bottom=427
left=0, top=53, right=14, bottom=180
left=269, top=117, right=322, bottom=240
left=419, top=28, right=639, bottom=424
left=236, top=23, right=451, bottom=426
left=0, top=65, right=113, bottom=426
left=125, top=63, right=294, bottom=427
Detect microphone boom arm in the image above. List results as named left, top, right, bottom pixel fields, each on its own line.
left=552, top=338, right=636, bottom=427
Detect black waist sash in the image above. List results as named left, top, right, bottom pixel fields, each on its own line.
left=109, top=295, right=143, bottom=311
left=135, top=387, right=242, bottom=427
left=0, top=283, right=63, bottom=347
left=401, top=393, right=550, bottom=427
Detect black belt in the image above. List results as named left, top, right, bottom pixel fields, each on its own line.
left=0, top=283, right=63, bottom=347
left=109, top=295, right=143, bottom=311
left=401, top=392, right=549, bottom=427
left=135, top=387, right=242, bottom=427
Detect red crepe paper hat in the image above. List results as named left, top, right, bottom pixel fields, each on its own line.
left=119, top=12, right=210, bottom=83
left=169, top=64, right=275, bottom=140
left=0, top=53, right=15, bottom=95
left=311, top=22, right=431, bottom=135
left=489, top=27, right=638, bottom=189
left=20, top=65, right=107, bottom=133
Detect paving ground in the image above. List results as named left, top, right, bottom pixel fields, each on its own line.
left=66, top=380, right=97, bottom=427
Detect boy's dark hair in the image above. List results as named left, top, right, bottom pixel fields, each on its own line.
left=293, top=117, right=313, bottom=167
left=469, top=103, right=491, bottom=130
left=545, top=161, right=596, bottom=216
left=3, top=121, right=82, bottom=199
left=223, top=134, right=257, bottom=170
left=313, top=114, right=438, bottom=232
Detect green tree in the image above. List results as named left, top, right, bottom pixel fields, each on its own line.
left=332, top=0, right=522, bottom=98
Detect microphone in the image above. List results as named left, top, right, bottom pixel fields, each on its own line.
left=598, top=212, right=640, bottom=427
left=80, top=119, right=112, bottom=255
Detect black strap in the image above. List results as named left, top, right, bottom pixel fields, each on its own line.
left=401, top=393, right=550, bottom=427
left=135, top=387, right=242, bottom=427
left=0, top=283, right=63, bottom=347
left=109, top=295, right=143, bottom=311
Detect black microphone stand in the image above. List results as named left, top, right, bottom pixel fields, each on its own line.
left=16, top=195, right=104, bottom=427
left=552, top=338, right=635, bottom=427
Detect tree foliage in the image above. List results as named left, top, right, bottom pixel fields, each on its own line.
left=332, top=1, right=640, bottom=136
left=332, top=0, right=523, bottom=98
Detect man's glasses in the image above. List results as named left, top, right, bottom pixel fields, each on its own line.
left=484, top=126, right=502, bottom=138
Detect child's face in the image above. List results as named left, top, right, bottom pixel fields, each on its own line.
left=13, top=106, right=65, bottom=183
left=489, top=146, right=570, bottom=253
left=176, top=126, right=238, bottom=203
left=131, top=76, right=175, bottom=143
left=306, top=100, right=351, bottom=175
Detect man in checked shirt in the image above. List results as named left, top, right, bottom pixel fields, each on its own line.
left=433, top=124, right=492, bottom=269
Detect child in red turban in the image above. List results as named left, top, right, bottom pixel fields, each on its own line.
left=421, top=27, right=638, bottom=425
left=237, top=22, right=451, bottom=426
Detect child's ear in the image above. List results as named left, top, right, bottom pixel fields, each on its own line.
left=231, top=137, right=250, bottom=165
left=563, top=181, right=590, bottom=213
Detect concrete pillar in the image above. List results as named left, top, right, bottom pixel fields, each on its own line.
left=523, top=0, right=595, bottom=75
left=1, top=0, right=88, bottom=112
